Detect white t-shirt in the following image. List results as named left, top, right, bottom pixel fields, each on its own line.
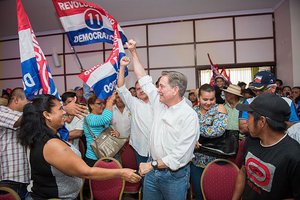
left=65, top=116, right=83, bottom=150
left=111, top=105, right=131, bottom=138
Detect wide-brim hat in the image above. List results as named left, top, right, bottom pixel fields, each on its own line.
left=222, top=84, right=243, bottom=97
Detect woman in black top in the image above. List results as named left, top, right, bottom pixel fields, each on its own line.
left=18, top=95, right=140, bottom=199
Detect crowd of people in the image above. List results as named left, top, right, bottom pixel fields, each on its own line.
left=0, top=39, right=300, bottom=200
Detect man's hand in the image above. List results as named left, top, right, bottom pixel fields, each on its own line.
left=139, top=162, right=153, bottom=176
left=125, top=39, right=147, bottom=79
left=126, top=39, right=137, bottom=53
left=64, top=97, right=88, bottom=118
left=120, top=56, right=130, bottom=68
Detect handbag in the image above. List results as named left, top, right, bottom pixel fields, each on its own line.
left=84, top=119, right=127, bottom=158
left=197, top=130, right=239, bottom=158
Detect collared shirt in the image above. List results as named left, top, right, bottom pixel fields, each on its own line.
left=111, top=105, right=131, bottom=138
left=116, top=85, right=153, bottom=157
left=138, top=75, right=199, bottom=170
left=0, top=105, right=30, bottom=184
left=224, top=100, right=242, bottom=131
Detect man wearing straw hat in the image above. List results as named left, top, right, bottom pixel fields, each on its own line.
left=222, top=84, right=243, bottom=131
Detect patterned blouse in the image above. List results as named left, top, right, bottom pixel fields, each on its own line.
left=192, top=104, right=228, bottom=168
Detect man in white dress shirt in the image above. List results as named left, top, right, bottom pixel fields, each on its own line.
left=117, top=56, right=153, bottom=169
left=123, top=40, right=199, bottom=200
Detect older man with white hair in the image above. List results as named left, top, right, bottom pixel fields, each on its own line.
left=123, top=39, right=199, bottom=200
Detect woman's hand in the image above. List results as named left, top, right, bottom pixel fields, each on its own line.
left=195, top=141, right=201, bottom=149
left=107, top=92, right=116, bottom=104
left=110, top=129, right=120, bottom=137
left=121, top=168, right=141, bottom=183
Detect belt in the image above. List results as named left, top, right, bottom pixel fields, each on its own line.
left=149, top=157, right=190, bottom=172
left=156, top=162, right=190, bottom=172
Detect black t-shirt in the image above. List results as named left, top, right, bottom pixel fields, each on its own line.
left=242, top=135, right=300, bottom=200
left=214, top=86, right=225, bottom=104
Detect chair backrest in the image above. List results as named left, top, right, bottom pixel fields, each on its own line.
left=119, top=142, right=142, bottom=195
left=120, top=142, right=138, bottom=170
left=234, top=139, right=245, bottom=168
left=201, top=159, right=239, bottom=200
left=0, top=186, right=21, bottom=200
left=89, top=157, right=125, bottom=200
left=228, top=139, right=245, bottom=168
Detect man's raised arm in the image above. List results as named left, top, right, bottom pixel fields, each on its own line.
left=117, top=56, right=130, bottom=88
left=126, top=39, right=147, bottom=80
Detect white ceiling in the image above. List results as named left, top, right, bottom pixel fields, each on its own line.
left=0, top=0, right=283, bottom=39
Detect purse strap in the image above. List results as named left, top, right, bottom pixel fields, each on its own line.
left=84, top=118, right=97, bottom=139
left=84, top=118, right=128, bottom=140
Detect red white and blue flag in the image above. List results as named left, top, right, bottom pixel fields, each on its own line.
left=17, top=0, right=60, bottom=100
left=53, top=0, right=128, bottom=100
left=52, top=0, right=127, bottom=46
left=207, top=53, right=231, bottom=86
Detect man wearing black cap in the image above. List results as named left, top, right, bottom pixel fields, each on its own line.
left=239, top=71, right=299, bottom=134
left=232, top=93, right=300, bottom=200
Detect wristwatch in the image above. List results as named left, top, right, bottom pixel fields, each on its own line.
left=151, top=160, right=158, bottom=170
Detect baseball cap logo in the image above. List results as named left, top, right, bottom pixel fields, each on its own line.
left=254, top=76, right=263, bottom=84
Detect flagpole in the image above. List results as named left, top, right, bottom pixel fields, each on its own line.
left=71, top=46, right=84, bottom=71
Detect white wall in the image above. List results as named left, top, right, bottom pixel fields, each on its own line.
left=290, top=0, right=300, bottom=86
left=274, top=0, right=293, bottom=86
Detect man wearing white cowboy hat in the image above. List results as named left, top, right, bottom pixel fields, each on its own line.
left=222, top=84, right=243, bottom=131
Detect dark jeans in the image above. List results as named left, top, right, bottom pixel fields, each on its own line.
left=134, top=149, right=148, bottom=170
left=0, top=180, right=28, bottom=200
left=190, top=163, right=204, bottom=200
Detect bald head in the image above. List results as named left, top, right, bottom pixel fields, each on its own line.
left=8, top=87, right=26, bottom=105
left=8, top=87, right=28, bottom=112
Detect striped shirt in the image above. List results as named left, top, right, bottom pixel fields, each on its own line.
left=83, top=109, right=112, bottom=160
left=0, top=105, right=30, bottom=184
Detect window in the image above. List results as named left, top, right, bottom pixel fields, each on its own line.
left=198, top=66, right=272, bottom=87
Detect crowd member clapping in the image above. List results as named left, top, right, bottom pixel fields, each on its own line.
left=18, top=94, right=140, bottom=199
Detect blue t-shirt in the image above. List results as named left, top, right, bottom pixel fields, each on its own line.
left=239, top=97, right=299, bottom=122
